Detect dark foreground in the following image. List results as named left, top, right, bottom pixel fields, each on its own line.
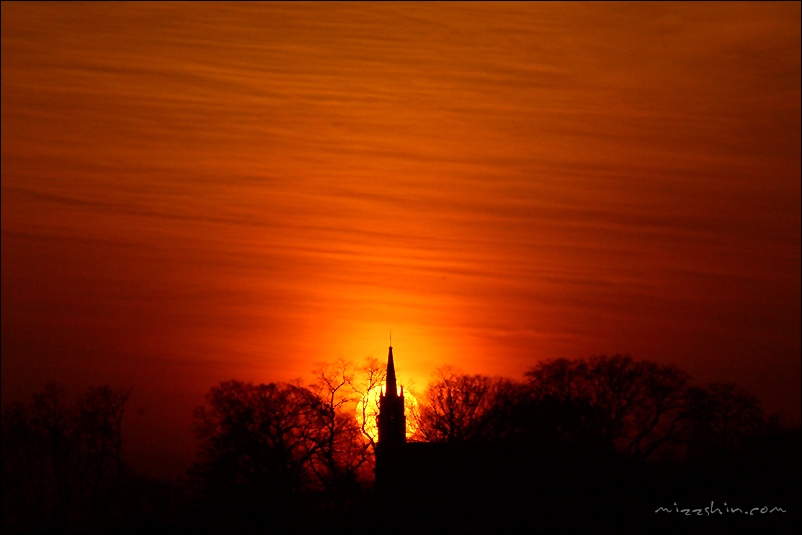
left=4, top=431, right=799, bottom=534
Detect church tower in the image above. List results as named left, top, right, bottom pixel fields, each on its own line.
left=377, top=344, right=406, bottom=446
left=375, top=343, right=406, bottom=491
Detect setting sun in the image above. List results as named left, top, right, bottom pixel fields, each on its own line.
left=356, top=384, right=419, bottom=442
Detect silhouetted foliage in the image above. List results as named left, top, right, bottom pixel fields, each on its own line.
left=682, top=381, right=769, bottom=459
left=390, top=356, right=798, bottom=533
left=412, top=367, right=518, bottom=443
left=307, top=359, right=379, bottom=500
left=190, top=381, right=321, bottom=503
left=352, top=356, right=387, bottom=447
left=188, top=359, right=385, bottom=529
left=525, top=355, right=690, bottom=460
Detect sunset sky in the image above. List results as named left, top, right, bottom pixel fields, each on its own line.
left=2, top=2, right=800, bottom=478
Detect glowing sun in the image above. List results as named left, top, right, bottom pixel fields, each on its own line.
left=356, top=384, right=418, bottom=442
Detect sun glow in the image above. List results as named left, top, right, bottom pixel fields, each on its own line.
left=356, top=384, right=419, bottom=443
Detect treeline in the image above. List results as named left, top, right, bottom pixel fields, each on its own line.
left=401, top=357, right=799, bottom=533
left=2, top=355, right=799, bottom=533
left=414, top=356, right=773, bottom=461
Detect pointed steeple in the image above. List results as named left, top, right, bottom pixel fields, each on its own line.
left=378, top=342, right=406, bottom=446
left=386, top=344, right=398, bottom=396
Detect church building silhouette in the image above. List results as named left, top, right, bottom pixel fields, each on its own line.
left=371, top=344, right=542, bottom=533
left=370, top=344, right=629, bottom=532
left=373, top=345, right=522, bottom=496
left=374, top=344, right=406, bottom=489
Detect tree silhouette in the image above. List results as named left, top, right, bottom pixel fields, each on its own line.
left=75, top=386, right=130, bottom=508
left=525, top=355, right=690, bottom=460
left=413, top=367, right=517, bottom=443
left=1, top=383, right=130, bottom=532
left=522, top=357, right=603, bottom=449
left=353, top=356, right=387, bottom=446
left=682, top=381, right=768, bottom=458
left=188, top=362, right=387, bottom=530
left=191, top=380, right=322, bottom=505
left=307, top=359, right=378, bottom=499
left=3, top=356, right=795, bottom=534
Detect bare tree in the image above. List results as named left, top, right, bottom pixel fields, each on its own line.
left=353, top=356, right=386, bottom=447
left=682, top=381, right=768, bottom=456
left=192, top=381, right=323, bottom=500
left=307, top=360, right=375, bottom=495
left=414, top=367, right=515, bottom=443
left=625, top=361, right=689, bottom=459
left=191, top=355, right=396, bottom=504
left=524, top=357, right=587, bottom=401
left=74, top=386, right=131, bottom=508
left=525, top=356, right=690, bottom=460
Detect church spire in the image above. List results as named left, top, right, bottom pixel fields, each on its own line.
left=378, top=341, right=406, bottom=446
left=386, top=344, right=398, bottom=396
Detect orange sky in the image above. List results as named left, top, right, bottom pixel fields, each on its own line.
left=2, top=2, right=800, bottom=478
